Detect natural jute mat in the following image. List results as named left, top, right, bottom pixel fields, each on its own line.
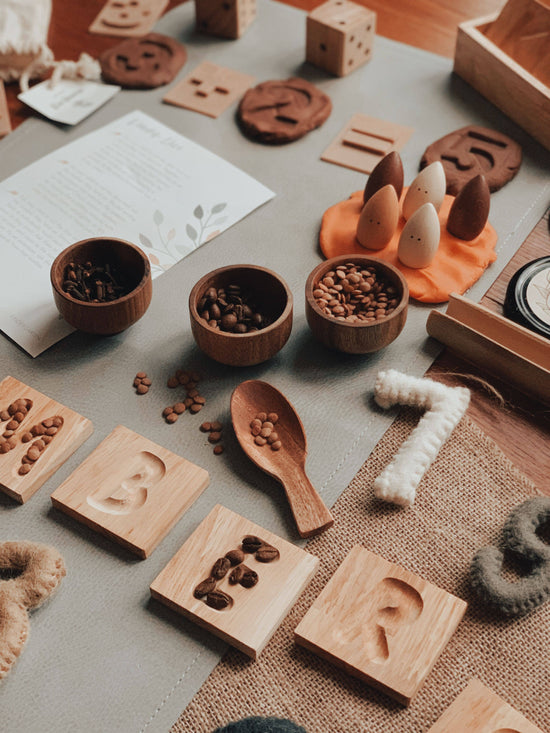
left=173, top=412, right=549, bottom=733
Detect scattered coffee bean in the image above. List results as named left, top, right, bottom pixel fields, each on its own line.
left=239, top=566, right=259, bottom=588
left=198, top=283, right=272, bottom=334
left=225, top=548, right=245, bottom=566
left=206, top=590, right=232, bottom=610
left=250, top=411, right=283, bottom=452
left=167, top=376, right=179, bottom=388
left=256, top=544, right=280, bottom=563
left=162, top=407, right=173, bottom=417
left=190, top=403, right=203, bottom=413
left=213, top=444, right=224, bottom=455
left=242, top=535, right=263, bottom=553
left=313, top=262, right=400, bottom=323
left=173, top=402, right=186, bottom=415
left=62, top=260, right=130, bottom=302
left=133, top=372, right=151, bottom=395
left=208, top=432, right=222, bottom=444
left=200, top=422, right=211, bottom=432
left=193, top=577, right=217, bottom=599
left=211, top=557, right=231, bottom=580
left=228, top=565, right=245, bottom=585
left=165, top=412, right=178, bottom=424
left=210, top=421, right=223, bottom=432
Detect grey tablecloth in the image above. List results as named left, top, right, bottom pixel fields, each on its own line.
left=0, top=1, right=549, bottom=731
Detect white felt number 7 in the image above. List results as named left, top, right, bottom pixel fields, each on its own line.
left=373, top=370, right=470, bottom=507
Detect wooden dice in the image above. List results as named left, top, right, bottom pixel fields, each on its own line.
left=306, top=0, right=376, bottom=77
left=195, top=0, right=256, bottom=39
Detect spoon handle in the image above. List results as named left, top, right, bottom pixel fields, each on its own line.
left=281, top=466, right=334, bottom=538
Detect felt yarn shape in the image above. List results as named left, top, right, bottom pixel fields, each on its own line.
left=470, top=497, right=550, bottom=616
left=0, top=541, right=66, bottom=679
left=214, top=717, right=307, bottom=732
left=402, top=161, right=446, bottom=220
left=356, top=184, right=399, bottom=250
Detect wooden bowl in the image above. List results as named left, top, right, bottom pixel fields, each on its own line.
left=50, top=238, right=152, bottom=335
left=189, top=265, right=293, bottom=366
left=305, top=255, right=408, bottom=353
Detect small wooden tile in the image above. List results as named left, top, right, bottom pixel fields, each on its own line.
left=150, top=504, right=319, bottom=658
left=294, top=546, right=467, bottom=705
left=428, top=678, right=545, bottom=732
left=321, top=114, right=413, bottom=174
left=0, top=376, right=93, bottom=504
left=51, top=425, right=209, bottom=558
left=0, top=80, right=12, bottom=138
left=89, top=0, right=169, bottom=37
left=163, top=62, right=255, bottom=119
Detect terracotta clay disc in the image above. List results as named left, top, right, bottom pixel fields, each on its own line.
left=237, top=77, right=332, bottom=144
left=420, top=125, right=522, bottom=195
left=319, top=189, right=498, bottom=303
left=100, top=33, right=187, bottom=89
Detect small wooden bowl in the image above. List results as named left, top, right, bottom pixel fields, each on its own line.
left=189, top=265, right=293, bottom=367
left=305, top=255, right=409, bottom=353
left=50, top=237, right=152, bottom=335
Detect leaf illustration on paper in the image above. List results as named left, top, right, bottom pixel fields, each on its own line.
left=175, top=244, right=190, bottom=256
left=153, top=210, right=164, bottom=225
left=167, top=228, right=176, bottom=241
left=211, top=202, right=227, bottom=214
left=213, top=216, right=228, bottom=226
left=139, top=233, right=153, bottom=248
left=186, top=224, right=198, bottom=242
left=193, top=204, right=204, bottom=220
left=148, top=252, right=160, bottom=265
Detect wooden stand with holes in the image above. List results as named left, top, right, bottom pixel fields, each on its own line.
left=295, top=546, right=467, bottom=705
left=51, top=425, right=209, bottom=558
left=426, top=293, right=550, bottom=405
left=454, top=0, right=550, bottom=151
left=150, top=504, right=319, bottom=658
left=427, top=678, right=545, bottom=732
left=0, top=376, right=93, bottom=503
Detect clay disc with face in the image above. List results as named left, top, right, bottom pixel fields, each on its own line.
left=237, top=77, right=332, bottom=144
left=420, top=125, right=522, bottom=195
left=100, top=33, right=187, bottom=89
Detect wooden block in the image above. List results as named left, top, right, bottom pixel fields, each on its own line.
left=150, top=504, right=319, bottom=658
left=294, top=546, right=467, bottom=705
left=454, top=14, right=550, bottom=152
left=0, top=376, right=93, bottom=504
left=321, top=114, right=413, bottom=174
left=0, top=80, right=12, bottom=138
left=51, top=425, right=209, bottom=558
left=306, top=0, right=376, bottom=77
left=163, top=62, right=255, bottom=119
left=427, top=677, right=545, bottom=732
left=484, top=0, right=550, bottom=87
left=195, top=0, right=256, bottom=39
left=89, top=0, right=169, bottom=37
left=426, top=294, right=550, bottom=405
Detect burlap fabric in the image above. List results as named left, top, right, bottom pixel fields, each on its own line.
left=174, top=412, right=549, bottom=733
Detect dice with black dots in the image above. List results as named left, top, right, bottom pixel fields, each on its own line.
left=306, top=0, right=376, bottom=77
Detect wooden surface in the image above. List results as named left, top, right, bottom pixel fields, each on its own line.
left=51, top=425, right=209, bottom=558
left=150, top=504, right=319, bottom=658
left=89, top=0, right=170, bottom=37
left=230, top=380, right=334, bottom=537
left=295, top=546, right=467, bottom=705
left=0, top=376, right=93, bottom=503
left=427, top=677, right=545, bottom=732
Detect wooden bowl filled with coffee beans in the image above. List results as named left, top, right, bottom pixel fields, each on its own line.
left=189, top=265, right=293, bottom=366
left=305, top=255, right=409, bottom=353
left=50, top=237, right=152, bottom=335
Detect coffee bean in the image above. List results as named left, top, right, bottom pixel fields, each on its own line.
left=213, top=445, right=224, bottom=455
left=136, top=384, right=149, bottom=395
left=200, top=422, right=211, bottom=432
left=228, top=565, right=245, bottom=584
left=210, top=421, right=222, bottom=432
left=173, top=402, right=186, bottom=414
left=256, top=544, right=280, bottom=563
left=0, top=410, right=10, bottom=421
left=27, top=447, right=40, bottom=461
left=206, top=590, right=232, bottom=610
left=239, top=566, right=259, bottom=588
left=208, top=432, right=221, bottom=444
left=242, top=535, right=263, bottom=553
left=162, top=407, right=173, bottom=417
left=254, top=435, right=266, bottom=446
left=166, top=413, right=178, bottom=424
left=167, top=376, right=179, bottom=388
left=193, top=577, right=216, bottom=598
left=18, top=464, right=31, bottom=475
left=211, top=557, right=231, bottom=580
left=225, top=549, right=245, bottom=566
left=190, top=404, right=203, bottom=413
left=271, top=441, right=282, bottom=451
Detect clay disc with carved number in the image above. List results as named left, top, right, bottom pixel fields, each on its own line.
left=100, top=33, right=187, bottom=89
left=237, top=78, right=332, bottom=144
left=420, top=125, right=522, bottom=195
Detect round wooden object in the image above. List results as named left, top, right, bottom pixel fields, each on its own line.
left=305, top=255, right=409, bottom=354
left=189, top=265, right=293, bottom=367
left=50, top=237, right=152, bottom=335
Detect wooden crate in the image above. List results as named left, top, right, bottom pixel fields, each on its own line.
left=454, top=13, right=550, bottom=151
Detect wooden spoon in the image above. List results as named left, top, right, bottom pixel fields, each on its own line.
left=231, top=380, right=334, bottom=538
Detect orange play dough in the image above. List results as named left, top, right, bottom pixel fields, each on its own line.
left=320, top=188, right=497, bottom=303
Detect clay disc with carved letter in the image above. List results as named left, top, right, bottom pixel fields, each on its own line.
left=420, top=125, right=522, bottom=195
left=237, top=77, right=332, bottom=144
left=100, top=33, right=187, bottom=89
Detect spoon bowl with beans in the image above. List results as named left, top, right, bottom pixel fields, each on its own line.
left=231, top=379, right=334, bottom=538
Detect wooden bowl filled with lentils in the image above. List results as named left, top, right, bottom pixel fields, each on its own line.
left=305, top=255, right=408, bottom=353
left=189, top=264, right=293, bottom=366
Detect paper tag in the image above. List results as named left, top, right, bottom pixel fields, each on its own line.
left=18, top=79, right=120, bottom=125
